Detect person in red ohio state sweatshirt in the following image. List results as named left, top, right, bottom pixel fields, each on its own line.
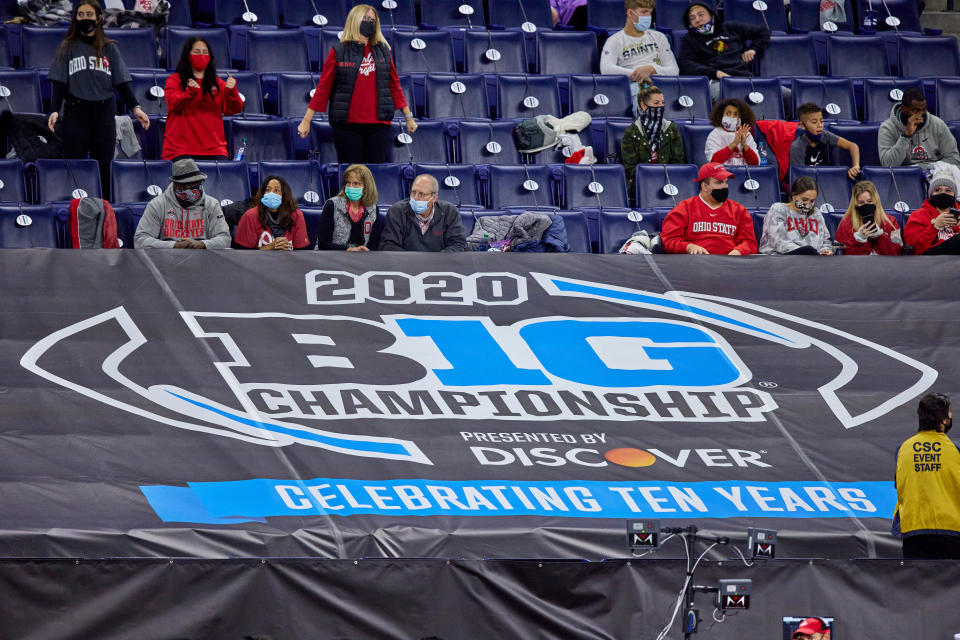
left=660, top=163, right=758, bottom=255
left=904, top=172, right=960, bottom=255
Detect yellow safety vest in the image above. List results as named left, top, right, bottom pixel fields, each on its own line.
left=895, top=431, right=960, bottom=535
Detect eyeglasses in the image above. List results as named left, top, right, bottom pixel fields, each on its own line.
left=411, top=190, right=436, bottom=199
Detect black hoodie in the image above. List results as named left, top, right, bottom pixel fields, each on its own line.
left=677, top=4, right=771, bottom=78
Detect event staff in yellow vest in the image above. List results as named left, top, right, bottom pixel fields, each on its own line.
left=894, top=393, right=960, bottom=559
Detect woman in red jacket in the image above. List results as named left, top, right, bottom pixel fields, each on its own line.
left=835, top=181, right=903, bottom=255
left=904, top=172, right=960, bottom=255
left=162, top=37, right=244, bottom=161
left=234, top=176, right=311, bottom=250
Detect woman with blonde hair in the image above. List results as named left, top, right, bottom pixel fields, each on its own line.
left=296, top=4, right=415, bottom=164
left=317, top=164, right=382, bottom=251
left=835, top=181, right=903, bottom=255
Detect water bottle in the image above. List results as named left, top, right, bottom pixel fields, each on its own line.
left=758, top=141, right=769, bottom=165
left=233, top=137, right=247, bottom=161
left=862, top=8, right=878, bottom=34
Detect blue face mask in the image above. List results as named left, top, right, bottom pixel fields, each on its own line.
left=695, top=19, right=714, bottom=34
left=261, top=191, right=282, bottom=210
left=410, top=197, right=430, bottom=215
left=634, top=15, right=652, bottom=30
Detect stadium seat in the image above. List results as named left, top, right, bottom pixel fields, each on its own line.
left=677, top=122, right=715, bottom=166
left=413, top=163, right=484, bottom=208
left=826, top=123, right=882, bottom=166
left=497, top=74, right=562, bottom=119
left=862, top=77, right=923, bottom=123
left=598, top=209, right=660, bottom=253
left=654, top=0, right=715, bottom=30
left=281, top=0, right=348, bottom=28
left=454, top=119, right=528, bottom=164
left=727, top=165, right=780, bottom=210
left=556, top=210, right=591, bottom=252
left=486, top=164, right=556, bottom=209
left=375, top=0, right=418, bottom=29
left=195, top=160, right=251, bottom=205
left=458, top=210, right=476, bottom=235
left=110, top=160, right=173, bottom=204
left=898, top=36, right=960, bottom=79
left=935, top=78, right=960, bottom=124
left=723, top=0, right=788, bottom=31
left=0, top=70, right=41, bottom=114
left=951, top=123, right=960, bottom=147
left=856, top=0, right=921, bottom=33
left=536, top=31, right=600, bottom=76
left=420, top=0, right=486, bottom=29
left=861, top=166, right=926, bottom=214
left=463, top=30, right=528, bottom=74
left=487, top=0, right=554, bottom=31
left=396, top=74, right=417, bottom=118
left=0, top=158, right=25, bottom=205
left=33, top=159, right=101, bottom=203
left=112, top=204, right=134, bottom=248
left=21, top=26, right=67, bottom=69
left=651, top=75, right=711, bottom=122
left=424, top=74, right=489, bottom=119
left=126, top=71, right=172, bottom=117
left=385, top=120, right=450, bottom=163
left=391, top=31, right=456, bottom=74
left=758, top=35, right=819, bottom=78
left=788, top=166, right=853, bottom=214
left=0, top=26, right=11, bottom=68
left=826, top=34, right=890, bottom=77
left=634, top=163, right=699, bottom=210
left=298, top=206, right=322, bottom=247
left=0, top=204, right=58, bottom=248
left=595, top=118, right=633, bottom=164
left=568, top=75, right=633, bottom=119
left=719, top=77, right=785, bottom=120
left=104, top=28, right=158, bottom=69
left=166, top=28, right=231, bottom=71
left=792, top=78, right=858, bottom=124
left=246, top=28, right=310, bottom=73
left=165, top=0, right=192, bottom=27
left=258, top=160, right=325, bottom=207
left=338, top=163, right=410, bottom=206
left=277, top=72, right=322, bottom=118
left=230, top=71, right=265, bottom=115
left=213, top=0, right=279, bottom=26
left=229, top=119, right=293, bottom=162
left=587, top=0, right=625, bottom=29
left=562, top=164, right=628, bottom=210
left=305, top=120, right=338, bottom=164
left=789, top=0, right=855, bottom=31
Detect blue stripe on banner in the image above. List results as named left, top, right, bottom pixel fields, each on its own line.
left=141, top=478, right=896, bottom=524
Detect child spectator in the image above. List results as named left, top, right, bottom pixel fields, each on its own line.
left=234, top=176, right=312, bottom=250
left=622, top=85, right=685, bottom=195
left=600, top=0, right=678, bottom=94
left=790, top=103, right=861, bottom=179
left=904, top=172, right=960, bottom=255
left=835, top=180, right=903, bottom=255
left=759, top=176, right=834, bottom=255
left=317, top=164, right=382, bottom=251
left=705, top=98, right=758, bottom=166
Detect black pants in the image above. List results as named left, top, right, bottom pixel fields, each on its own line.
left=333, top=122, right=393, bottom=164
left=903, top=534, right=960, bottom=559
left=171, top=154, right=230, bottom=162
left=61, top=96, right=116, bottom=200
left=785, top=245, right=820, bottom=255
left=924, top=234, right=960, bottom=255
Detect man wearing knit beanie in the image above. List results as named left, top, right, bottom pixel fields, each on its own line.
left=904, top=172, right=960, bottom=255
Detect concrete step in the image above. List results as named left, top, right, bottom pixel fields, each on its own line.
left=925, top=0, right=949, bottom=12
left=921, top=11, right=960, bottom=36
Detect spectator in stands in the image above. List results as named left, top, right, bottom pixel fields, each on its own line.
left=380, top=174, right=466, bottom=252
left=162, top=37, right=244, bottom=162
left=835, top=181, right=903, bottom=255
left=879, top=89, right=960, bottom=171
left=904, top=172, right=960, bottom=255
left=47, top=1, right=150, bottom=198
left=551, top=0, right=588, bottom=28
left=790, top=103, right=861, bottom=180
left=791, top=617, right=831, bottom=639
left=759, top=176, right=833, bottom=255
left=677, top=3, right=771, bottom=101
left=234, top=176, right=311, bottom=250
left=705, top=98, right=758, bottom=167
left=318, top=164, right=382, bottom=251
left=600, top=0, right=678, bottom=102
left=622, top=85, right=685, bottom=195
left=660, top=162, right=757, bottom=255
left=134, top=158, right=230, bottom=249
left=894, top=392, right=960, bottom=559
left=297, top=4, right=415, bottom=164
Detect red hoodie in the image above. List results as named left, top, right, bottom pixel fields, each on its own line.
left=661, top=195, right=757, bottom=255
left=904, top=200, right=960, bottom=255
left=755, top=120, right=799, bottom=183
left=835, top=214, right=902, bottom=255
left=162, top=74, right=244, bottom=160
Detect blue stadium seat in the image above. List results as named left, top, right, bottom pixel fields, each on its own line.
left=396, top=74, right=416, bottom=118
left=719, top=77, right=785, bottom=120
left=936, top=78, right=960, bottom=124
left=299, top=206, right=322, bottom=247
left=856, top=0, right=921, bottom=33
left=230, top=71, right=264, bottom=115
left=723, top=0, right=787, bottom=31
left=899, top=36, right=960, bottom=79
left=595, top=118, right=633, bottom=164
left=104, top=28, right=159, bottom=69
left=486, top=164, right=556, bottom=209
left=861, top=166, right=926, bottom=213
left=424, top=74, right=489, bottom=119
left=375, top=0, right=418, bottom=29
left=826, top=34, right=890, bottom=77
left=21, top=26, right=67, bottom=68
left=0, top=158, right=24, bottom=203
left=213, top=0, right=279, bottom=26
left=127, top=71, right=171, bottom=117
left=677, top=122, right=715, bottom=166
left=165, top=0, right=192, bottom=26
left=652, top=75, right=711, bottom=122
left=497, top=74, right=562, bottom=119
left=788, top=166, right=854, bottom=214
left=110, top=160, right=173, bottom=204
left=863, top=77, right=923, bottom=123
left=758, top=34, right=819, bottom=77
left=536, top=31, right=600, bottom=76
left=463, top=30, right=528, bottom=74
left=587, top=0, right=625, bottom=29
left=562, top=164, right=628, bottom=210
left=487, top=0, right=554, bottom=31
left=634, top=163, right=699, bottom=210
left=0, top=26, right=11, bottom=68
left=727, top=165, right=780, bottom=210
left=556, top=210, right=591, bottom=252
left=789, top=0, right=855, bottom=31
left=0, top=70, right=41, bottom=114
left=420, top=0, right=486, bottom=29
left=338, top=163, right=410, bottom=206
left=229, top=119, right=293, bottom=162
left=392, top=31, right=456, bottom=74
left=598, top=209, right=661, bottom=253
left=654, top=0, right=715, bottom=30
left=457, top=210, right=476, bottom=235
left=277, top=72, right=322, bottom=118
left=246, top=28, right=309, bottom=72
left=385, top=120, right=450, bottom=163
left=826, top=123, right=882, bottom=166
left=454, top=119, right=528, bottom=164
left=34, top=159, right=102, bottom=203
left=306, top=120, right=338, bottom=164
left=195, top=160, right=251, bottom=205
left=951, top=123, right=960, bottom=147
left=258, top=160, right=325, bottom=207
left=0, top=204, right=58, bottom=248
left=112, top=204, right=134, bottom=248
left=413, top=163, right=484, bottom=208
left=166, top=28, right=231, bottom=72
left=282, top=0, right=348, bottom=27
left=568, top=75, right=633, bottom=119
left=791, top=78, right=858, bottom=124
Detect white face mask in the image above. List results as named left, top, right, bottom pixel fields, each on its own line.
left=721, top=116, right=740, bottom=132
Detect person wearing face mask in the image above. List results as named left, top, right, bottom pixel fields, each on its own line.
left=47, top=1, right=150, bottom=198
left=317, top=164, right=383, bottom=251
left=234, top=176, right=311, bottom=251
left=705, top=98, right=758, bottom=166
left=893, top=393, right=960, bottom=559
left=660, top=162, right=757, bottom=255
left=621, top=85, right=685, bottom=197
left=759, top=177, right=833, bottom=255
left=134, top=158, right=230, bottom=249
left=161, top=36, right=244, bottom=162
left=879, top=89, right=960, bottom=171
left=789, top=103, right=861, bottom=179
left=380, top=174, right=466, bottom=252
left=904, top=172, right=960, bottom=255
left=600, top=0, right=678, bottom=93
left=835, top=180, right=903, bottom=255
left=297, top=4, right=415, bottom=164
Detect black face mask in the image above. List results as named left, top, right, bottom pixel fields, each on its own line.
left=77, top=18, right=97, bottom=35
left=710, top=187, right=729, bottom=203
left=856, top=203, right=876, bottom=219
left=899, top=109, right=927, bottom=130
left=359, top=20, right=377, bottom=37
left=944, top=417, right=953, bottom=434
left=929, top=193, right=956, bottom=210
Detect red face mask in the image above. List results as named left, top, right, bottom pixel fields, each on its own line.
left=189, top=53, right=210, bottom=71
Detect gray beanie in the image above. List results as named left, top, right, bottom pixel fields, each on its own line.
left=928, top=171, right=956, bottom=197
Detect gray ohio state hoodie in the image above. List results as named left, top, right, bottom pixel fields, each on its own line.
left=134, top=183, right=231, bottom=249
left=878, top=103, right=960, bottom=169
